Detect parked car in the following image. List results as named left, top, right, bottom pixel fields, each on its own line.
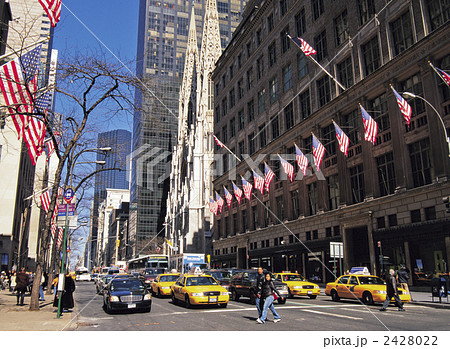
left=103, top=277, right=151, bottom=313
left=229, top=270, right=288, bottom=304
left=203, top=269, right=232, bottom=291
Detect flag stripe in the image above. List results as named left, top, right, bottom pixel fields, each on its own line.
left=38, top=0, right=62, bottom=27
left=360, top=105, right=378, bottom=144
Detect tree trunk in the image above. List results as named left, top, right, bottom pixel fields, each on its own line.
left=29, top=264, right=42, bottom=311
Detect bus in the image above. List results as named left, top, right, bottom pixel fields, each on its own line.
left=169, top=253, right=207, bottom=274
left=127, top=254, right=169, bottom=273
left=75, top=267, right=91, bottom=281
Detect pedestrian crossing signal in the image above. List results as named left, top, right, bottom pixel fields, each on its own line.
left=443, top=196, right=450, bottom=213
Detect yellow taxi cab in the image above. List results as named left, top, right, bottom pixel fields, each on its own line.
left=171, top=273, right=229, bottom=308
left=151, top=273, right=180, bottom=297
left=273, top=272, right=320, bottom=299
left=69, top=271, right=76, bottom=280
left=325, top=274, right=411, bottom=305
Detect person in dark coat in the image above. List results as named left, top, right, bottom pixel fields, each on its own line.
left=397, top=265, right=410, bottom=298
left=14, top=267, right=29, bottom=306
left=256, top=273, right=284, bottom=323
left=253, top=267, right=265, bottom=319
left=380, top=269, right=405, bottom=311
left=53, top=273, right=76, bottom=311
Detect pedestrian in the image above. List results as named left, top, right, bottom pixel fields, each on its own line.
left=380, top=269, right=405, bottom=312
left=39, top=273, right=45, bottom=301
left=61, top=272, right=76, bottom=311
left=10, top=270, right=16, bottom=293
left=397, top=265, right=411, bottom=299
left=14, top=267, right=29, bottom=306
left=254, top=267, right=265, bottom=319
left=51, top=274, right=59, bottom=295
left=256, top=273, right=284, bottom=324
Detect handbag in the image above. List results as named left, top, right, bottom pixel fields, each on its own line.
left=273, top=292, right=278, bottom=300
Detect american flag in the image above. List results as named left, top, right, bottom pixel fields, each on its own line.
left=35, top=90, right=52, bottom=114
left=312, top=134, right=325, bottom=170
left=435, top=66, right=450, bottom=86
left=278, top=154, right=294, bottom=182
left=264, top=163, right=275, bottom=193
left=391, top=86, right=412, bottom=126
left=0, top=44, right=46, bottom=165
left=215, top=192, right=224, bottom=213
left=295, top=144, right=308, bottom=175
left=57, top=227, right=64, bottom=249
left=291, top=36, right=317, bottom=56
left=253, top=170, right=265, bottom=194
left=241, top=177, right=253, bottom=201
left=209, top=198, right=218, bottom=215
left=212, top=133, right=224, bottom=148
left=38, top=0, right=62, bottom=27
left=224, top=186, right=233, bottom=208
left=40, top=190, right=51, bottom=212
left=46, top=139, right=55, bottom=161
left=51, top=221, right=57, bottom=239
left=232, top=182, right=243, bottom=204
left=360, top=105, right=378, bottom=144
left=333, top=121, right=349, bottom=156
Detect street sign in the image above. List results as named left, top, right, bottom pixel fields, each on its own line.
left=58, top=204, right=75, bottom=216
left=64, top=188, right=74, bottom=203
left=330, top=242, right=344, bottom=258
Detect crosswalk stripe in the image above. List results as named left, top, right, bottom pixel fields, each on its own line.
left=300, top=309, right=363, bottom=320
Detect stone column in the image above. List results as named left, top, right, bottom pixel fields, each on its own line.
left=367, top=212, right=377, bottom=276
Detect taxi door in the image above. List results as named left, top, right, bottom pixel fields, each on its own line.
left=346, top=276, right=360, bottom=299
left=336, top=276, right=350, bottom=298
left=172, top=277, right=185, bottom=301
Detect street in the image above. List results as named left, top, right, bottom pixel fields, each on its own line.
left=73, top=282, right=449, bottom=331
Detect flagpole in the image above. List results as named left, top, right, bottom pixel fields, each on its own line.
left=288, top=35, right=347, bottom=91
left=429, top=61, right=450, bottom=86
left=0, top=36, right=50, bottom=61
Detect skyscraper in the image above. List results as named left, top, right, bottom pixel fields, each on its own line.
left=130, top=0, right=246, bottom=257
left=90, top=129, right=131, bottom=265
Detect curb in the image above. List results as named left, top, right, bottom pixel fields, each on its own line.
left=410, top=301, right=450, bottom=310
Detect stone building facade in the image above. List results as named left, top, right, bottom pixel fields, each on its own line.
left=211, top=0, right=450, bottom=284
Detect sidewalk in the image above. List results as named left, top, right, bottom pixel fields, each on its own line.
left=0, top=290, right=77, bottom=331
left=409, top=290, right=450, bottom=309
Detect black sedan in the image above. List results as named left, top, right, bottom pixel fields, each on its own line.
left=103, top=278, right=152, bottom=313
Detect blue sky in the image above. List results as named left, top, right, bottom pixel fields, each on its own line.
left=53, top=0, right=140, bottom=132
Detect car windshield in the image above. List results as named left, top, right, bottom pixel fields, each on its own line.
left=111, top=279, right=145, bottom=292
left=209, top=271, right=231, bottom=280
left=159, top=275, right=179, bottom=282
left=358, top=276, right=385, bottom=285
left=186, top=277, right=218, bottom=286
left=282, top=274, right=306, bottom=282
left=144, top=269, right=165, bottom=275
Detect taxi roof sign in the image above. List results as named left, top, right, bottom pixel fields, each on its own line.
left=350, top=267, right=370, bottom=275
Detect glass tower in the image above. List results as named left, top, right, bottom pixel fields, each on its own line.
left=131, top=0, right=246, bottom=256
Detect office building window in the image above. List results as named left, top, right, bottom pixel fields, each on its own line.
left=334, top=226, right=340, bottom=236
left=361, top=36, right=381, bottom=76
left=317, top=75, right=331, bottom=107
left=280, top=26, right=290, bottom=54
left=377, top=217, right=386, bottom=229
left=314, top=30, right=328, bottom=61
left=248, top=133, right=256, bottom=155
left=283, top=64, right=292, bottom=92
left=264, top=202, right=271, bottom=227
left=248, top=100, right=255, bottom=122
left=326, top=227, right=332, bottom=237
left=400, top=74, right=425, bottom=115
left=409, top=138, right=432, bottom=187
left=388, top=214, right=397, bottom=227
left=297, top=54, right=308, bottom=79
left=291, top=190, right=300, bottom=218
left=257, top=56, right=264, bottom=80
left=242, top=209, right=247, bottom=232
left=295, top=8, right=306, bottom=36
left=425, top=0, right=450, bottom=31
left=390, top=12, right=414, bottom=57
left=238, top=79, right=244, bottom=99
left=267, top=13, right=274, bottom=32
left=247, top=68, right=254, bottom=91
left=327, top=174, right=340, bottom=210
left=232, top=213, right=237, bottom=235
left=238, top=141, right=245, bottom=158
left=280, top=0, right=288, bottom=16
left=238, top=109, right=245, bottom=130
left=313, top=230, right=318, bottom=239
left=411, top=209, right=421, bottom=223
left=276, top=196, right=285, bottom=221
left=252, top=205, right=258, bottom=230
left=334, top=10, right=349, bottom=47
left=271, top=115, right=279, bottom=139
left=222, top=98, right=227, bottom=118
left=229, top=88, right=235, bottom=109
left=246, top=41, right=252, bottom=58
left=425, top=206, right=436, bottom=221
left=222, top=125, right=228, bottom=143
left=376, top=152, right=396, bottom=196
left=258, top=89, right=266, bottom=114
left=268, top=42, right=277, bottom=67
left=358, top=0, right=375, bottom=26
left=270, top=77, right=278, bottom=104
left=350, top=164, right=365, bottom=203
left=306, top=231, right=311, bottom=240
left=312, top=0, right=324, bottom=21
left=259, top=124, right=267, bottom=148
left=230, top=118, right=236, bottom=138
left=343, top=109, right=361, bottom=145
left=368, top=93, right=390, bottom=132
left=337, top=56, right=353, bottom=90
left=322, top=123, right=336, bottom=156
left=307, top=182, right=318, bottom=215
left=285, top=102, right=294, bottom=130
left=229, top=64, right=234, bottom=80
left=299, top=89, right=311, bottom=120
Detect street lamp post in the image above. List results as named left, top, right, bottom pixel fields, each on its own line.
left=402, top=92, right=450, bottom=157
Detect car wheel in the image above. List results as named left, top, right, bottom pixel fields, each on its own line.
left=231, top=289, right=240, bottom=301
left=157, top=288, right=162, bottom=297
left=277, top=298, right=286, bottom=304
left=171, top=292, right=178, bottom=305
left=288, top=289, right=294, bottom=298
left=308, top=295, right=317, bottom=299
left=185, top=295, right=192, bottom=308
left=331, top=289, right=340, bottom=302
left=362, top=292, right=374, bottom=305
left=219, top=303, right=228, bottom=308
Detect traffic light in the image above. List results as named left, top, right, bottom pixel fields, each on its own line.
left=443, top=196, right=450, bottom=213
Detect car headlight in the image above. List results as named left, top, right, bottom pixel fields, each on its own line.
left=374, top=290, right=386, bottom=294
left=110, top=296, right=120, bottom=302
left=191, top=292, right=203, bottom=297
left=294, top=286, right=302, bottom=289
left=144, top=294, right=151, bottom=300
left=282, top=286, right=289, bottom=291
left=145, top=280, right=151, bottom=283
left=220, top=292, right=228, bottom=296
left=314, top=285, right=320, bottom=289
